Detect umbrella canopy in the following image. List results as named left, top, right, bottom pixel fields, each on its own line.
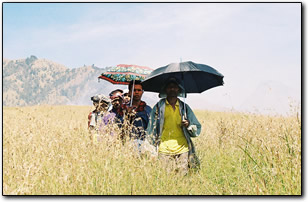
left=98, top=64, right=153, bottom=85
left=142, top=61, right=224, bottom=94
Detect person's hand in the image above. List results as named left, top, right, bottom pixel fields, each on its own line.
left=126, top=106, right=137, bottom=116
left=181, top=119, right=190, bottom=128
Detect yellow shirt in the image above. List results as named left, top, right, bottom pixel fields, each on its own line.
left=158, top=99, right=189, bottom=155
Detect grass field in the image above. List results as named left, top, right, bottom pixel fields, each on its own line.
left=3, top=105, right=301, bottom=195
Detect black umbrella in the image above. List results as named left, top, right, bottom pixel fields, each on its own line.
left=142, top=61, right=224, bottom=118
left=142, top=61, right=224, bottom=93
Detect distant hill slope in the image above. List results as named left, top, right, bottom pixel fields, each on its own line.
left=3, top=56, right=108, bottom=106
left=3, top=56, right=158, bottom=107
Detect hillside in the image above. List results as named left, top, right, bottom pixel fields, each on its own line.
left=3, top=56, right=113, bottom=106
left=4, top=56, right=300, bottom=114
left=3, top=56, right=158, bottom=107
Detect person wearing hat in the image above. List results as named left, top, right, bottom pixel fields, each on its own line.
left=109, top=89, right=124, bottom=115
left=88, top=94, right=111, bottom=130
left=146, top=77, right=201, bottom=175
left=122, top=89, right=130, bottom=105
left=88, top=94, right=118, bottom=142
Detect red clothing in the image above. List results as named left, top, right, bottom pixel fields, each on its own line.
left=116, top=101, right=152, bottom=140
left=88, top=111, right=92, bottom=128
left=117, top=101, right=147, bottom=117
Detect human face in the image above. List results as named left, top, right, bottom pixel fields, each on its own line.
left=165, top=82, right=180, bottom=98
left=129, top=84, right=143, bottom=102
left=97, top=102, right=109, bottom=112
left=111, top=97, right=122, bottom=109
left=110, top=92, right=123, bottom=108
left=123, top=93, right=130, bottom=104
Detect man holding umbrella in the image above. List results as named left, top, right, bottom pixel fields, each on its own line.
left=143, top=61, right=224, bottom=173
left=98, top=64, right=154, bottom=151
left=119, top=80, right=152, bottom=144
left=146, top=77, right=201, bottom=174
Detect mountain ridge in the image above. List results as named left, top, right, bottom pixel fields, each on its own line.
left=3, top=56, right=301, bottom=116
left=3, top=56, right=107, bottom=106
left=3, top=56, right=157, bottom=107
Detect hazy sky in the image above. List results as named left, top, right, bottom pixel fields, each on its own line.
left=3, top=2, right=301, bottom=115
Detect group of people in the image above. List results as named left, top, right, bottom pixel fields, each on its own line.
left=88, top=78, right=202, bottom=174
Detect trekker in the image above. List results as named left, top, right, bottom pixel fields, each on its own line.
left=118, top=80, right=152, bottom=146
left=88, top=94, right=111, bottom=130
left=109, top=89, right=124, bottom=116
left=88, top=94, right=117, bottom=142
left=146, top=77, right=201, bottom=174
left=122, top=89, right=130, bottom=105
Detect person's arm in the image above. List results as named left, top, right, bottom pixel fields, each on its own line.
left=89, top=112, right=97, bottom=129
left=186, top=105, right=201, bottom=137
left=142, top=106, right=152, bottom=130
left=146, top=104, right=158, bottom=144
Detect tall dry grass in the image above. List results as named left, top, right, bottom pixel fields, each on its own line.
left=3, top=105, right=301, bottom=195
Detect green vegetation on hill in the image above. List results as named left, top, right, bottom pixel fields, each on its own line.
left=3, top=56, right=105, bottom=106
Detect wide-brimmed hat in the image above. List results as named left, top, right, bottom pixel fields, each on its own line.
left=109, top=89, right=123, bottom=97
left=109, top=89, right=124, bottom=100
left=91, top=94, right=111, bottom=104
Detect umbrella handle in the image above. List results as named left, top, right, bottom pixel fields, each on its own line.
left=183, top=97, right=187, bottom=120
left=182, top=73, right=187, bottom=120
left=130, top=79, right=135, bottom=107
